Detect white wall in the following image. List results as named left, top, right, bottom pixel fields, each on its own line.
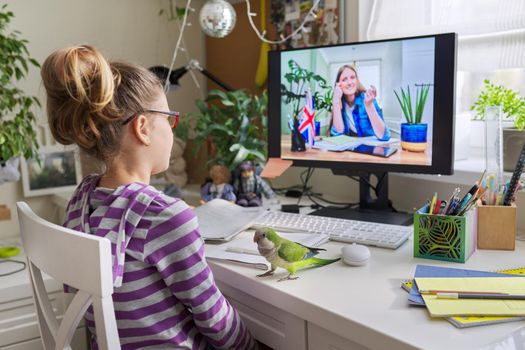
left=0, top=0, right=206, bottom=239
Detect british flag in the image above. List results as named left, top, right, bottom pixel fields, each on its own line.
left=298, top=90, right=316, bottom=146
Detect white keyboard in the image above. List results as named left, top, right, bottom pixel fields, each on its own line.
left=252, top=211, right=412, bottom=249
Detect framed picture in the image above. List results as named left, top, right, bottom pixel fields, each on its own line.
left=20, top=146, right=82, bottom=197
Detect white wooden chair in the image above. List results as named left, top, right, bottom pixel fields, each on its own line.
left=16, top=202, right=120, bottom=350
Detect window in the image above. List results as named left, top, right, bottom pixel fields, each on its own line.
left=365, top=0, right=525, bottom=72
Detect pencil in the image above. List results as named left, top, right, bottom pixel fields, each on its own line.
left=436, top=292, right=525, bottom=300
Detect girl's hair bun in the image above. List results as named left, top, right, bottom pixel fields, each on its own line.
left=42, top=45, right=161, bottom=160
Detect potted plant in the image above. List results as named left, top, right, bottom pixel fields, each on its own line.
left=181, top=89, right=268, bottom=171
left=471, top=79, right=525, bottom=171
left=394, top=84, right=431, bottom=152
left=0, top=5, right=40, bottom=183
left=280, top=59, right=332, bottom=150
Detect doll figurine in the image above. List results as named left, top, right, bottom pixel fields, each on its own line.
left=200, top=164, right=236, bottom=204
left=233, top=160, right=276, bottom=207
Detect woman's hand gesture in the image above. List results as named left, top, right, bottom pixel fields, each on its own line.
left=364, top=85, right=377, bottom=107
left=332, top=83, right=344, bottom=108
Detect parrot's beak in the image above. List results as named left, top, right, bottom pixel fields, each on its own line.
left=253, top=231, right=261, bottom=243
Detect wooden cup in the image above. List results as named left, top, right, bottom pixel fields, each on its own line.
left=477, top=204, right=517, bottom=250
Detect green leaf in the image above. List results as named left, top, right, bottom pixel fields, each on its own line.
left=0, top=3, right=41, bottom=161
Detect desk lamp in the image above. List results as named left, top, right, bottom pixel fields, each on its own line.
left=149, top=59, right=233, bottom=92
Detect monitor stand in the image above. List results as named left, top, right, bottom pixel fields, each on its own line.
left=309, top=171, right=413, bottom=226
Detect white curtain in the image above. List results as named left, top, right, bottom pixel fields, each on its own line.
left=366, top=0, right=525, bottom=71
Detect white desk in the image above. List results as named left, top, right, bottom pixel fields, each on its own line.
left=53, top=191, right=525, bottom=349
left=206, top=233, right=525, bottom=350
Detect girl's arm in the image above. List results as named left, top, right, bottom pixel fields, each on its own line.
left=144, top=199, right=255, bottom=350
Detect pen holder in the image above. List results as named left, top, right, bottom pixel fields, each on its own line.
left=477, top=204, right=516, bottom=250
left=413, top=207, right=478, bottom=263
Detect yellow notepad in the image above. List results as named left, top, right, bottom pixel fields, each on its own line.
left=401, top=267, right=525, bottom=327
left=416, top=277, right=525, bottom=317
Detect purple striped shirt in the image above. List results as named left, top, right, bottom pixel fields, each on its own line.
left=64, top=175, right=255, bottom=350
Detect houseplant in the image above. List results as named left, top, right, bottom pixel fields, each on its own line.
left=0, top=4, right=40, bottom=183
left=394, top=84, right=431, bottom=152
left=471, top=79, right=525, bottom=171
left=281, top=59, right=332, bottom=149
left=182, top=89, right=268, bottom=171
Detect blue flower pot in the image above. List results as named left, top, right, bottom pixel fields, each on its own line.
left=401, top=123, right=428, bottom=152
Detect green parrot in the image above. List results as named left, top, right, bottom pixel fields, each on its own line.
left=253, top=227, right=340, bottom=282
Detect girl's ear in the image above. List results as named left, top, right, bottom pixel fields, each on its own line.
left=132, top=114, right=152, bottom=146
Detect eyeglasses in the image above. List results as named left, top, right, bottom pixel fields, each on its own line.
left=122, top=109, right=180, bottom=129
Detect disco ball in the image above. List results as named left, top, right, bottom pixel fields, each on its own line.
left=199, top=0, right=237, bottom=38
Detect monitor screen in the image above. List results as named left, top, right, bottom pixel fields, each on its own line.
left=268, top=33, right=457, bottom=175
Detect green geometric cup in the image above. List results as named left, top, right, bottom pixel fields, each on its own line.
left=413, top=207, right=478, bottom=263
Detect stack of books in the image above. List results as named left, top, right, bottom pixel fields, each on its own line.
left=313, top=135, right=399, bottom=152
left=402, top=264, right=525, bottom=328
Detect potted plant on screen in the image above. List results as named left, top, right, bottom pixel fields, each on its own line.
left=281, top=59, right=332, bottom=151
left=394, top=84, right=431, bottom=152
left=0, top=4, right=41, bottom=184
left=471, top=79, right=525, bottom=171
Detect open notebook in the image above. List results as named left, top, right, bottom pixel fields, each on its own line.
left=194, top=199, right=267, bottom=241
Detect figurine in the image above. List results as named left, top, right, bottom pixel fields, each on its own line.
left=200, top=164, right=236, bottom=204
left=233, top=160, right=276, bottom=207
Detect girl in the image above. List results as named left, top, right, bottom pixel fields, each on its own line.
left=41, top=45, right=255, bottom=350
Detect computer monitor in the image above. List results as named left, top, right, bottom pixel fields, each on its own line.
left=267, top=33, right=457, bottom=225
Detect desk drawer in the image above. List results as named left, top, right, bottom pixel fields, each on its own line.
left=307, top=323, right=371, bottom=350
left=217, top=281, right=307, bottom=350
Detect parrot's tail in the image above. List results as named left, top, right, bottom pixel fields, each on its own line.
left=298, top=257, right=341, bottom=269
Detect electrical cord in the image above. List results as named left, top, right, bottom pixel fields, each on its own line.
left=0, top=259, right=26, bottom=277
left=297, top=167, right=315, bottom=205
left=346, top=172, right=388, bottom=198
left=308, top=193, right=359, bottom=207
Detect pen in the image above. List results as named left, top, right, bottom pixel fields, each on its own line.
left=436, top=292, right=525, bottom=300
left=443, top=187, right=460, bottom=214
left=455, top=193, right=472, bottom=215
left=446, top=197, right=459, bottom=215
left=225, top=246, right=260, bottom=256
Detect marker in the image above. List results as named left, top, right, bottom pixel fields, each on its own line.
left=226, top=246, right=260, bottom=256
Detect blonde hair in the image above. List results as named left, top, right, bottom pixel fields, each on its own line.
left=41, top=45, right=162, bottom=161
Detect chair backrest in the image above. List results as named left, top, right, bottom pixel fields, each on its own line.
left=16, top=202, right=120, bottom=350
